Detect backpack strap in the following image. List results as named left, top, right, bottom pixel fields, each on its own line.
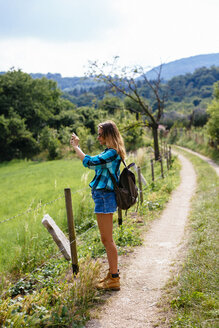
left=107, top=158, right=124, bottom=189
left=121, top=159, right=127, bottom=167
left=121, top=159, right=135, bottom=170
left=107, top=168, right=119, bottom=191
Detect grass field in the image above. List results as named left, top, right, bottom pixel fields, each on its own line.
left=0, top=158, right=90, bottom=219
left=0, top=158, right=92, bottom=274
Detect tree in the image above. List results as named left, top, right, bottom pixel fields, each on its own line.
left=0, top=69, right=77, bottom=161
left=206, top=82, right=219, bottom=147
left=98, top=96, right=123, bottom=114
left=0, top=112, right=39, bottom=161
left=39, top=126, right=61, bottom=160
left=193, top=108, right=208, bottom=127
left=88, top=57, right=166, bottom=159
left=0, top=69, right=62, bottom=136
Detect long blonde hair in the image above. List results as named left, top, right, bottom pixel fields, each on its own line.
left=98, top=120, right=126, bottom=160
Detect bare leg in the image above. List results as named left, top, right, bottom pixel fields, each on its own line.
left=96, top=213, right=118, bottom=274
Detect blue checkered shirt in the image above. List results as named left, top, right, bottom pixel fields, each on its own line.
left=82, top=148, right=121, bottom=190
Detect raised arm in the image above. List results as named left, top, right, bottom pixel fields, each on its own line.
left=83, top=149, right=118, bottom=170
left=70, top=133, right=85, bottom=161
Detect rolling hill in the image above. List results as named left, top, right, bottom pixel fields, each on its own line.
left=146, top=53, right=219, bottom=80
left=1, top=53, right=219, bottom=90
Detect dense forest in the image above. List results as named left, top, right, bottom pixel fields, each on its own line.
left=61, top=66, right=219, bottom=106
left=0, top=66, right=218, bottom=162
left=25, top=66, right=219, bottom=109
left=62, top=66, right=219, bottom=129
left=0, top=69, right=145, bottom=161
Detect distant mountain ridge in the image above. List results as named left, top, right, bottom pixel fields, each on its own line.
left=1, top=53, right=219, bottom=90
left=41, top=53, right=219, bottom=90
left=146, top=53, right=219, bottom=80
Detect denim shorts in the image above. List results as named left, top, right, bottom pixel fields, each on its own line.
left=92, top=189, right=117, bottom=214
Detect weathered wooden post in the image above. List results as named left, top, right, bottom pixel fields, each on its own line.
left=164, top=141, right=166, bottom=156
left=118, top=207, right=122, bottom=226
left=64, top=188, right=79, bottom=275
left=166, top=153, right=169, bottom=170
left=133, top=164, right=148, bottom=186
left=137, top=166, right=143, bottom=204
left=42, top=214, right=71, bottom=261
left=160, top=138, right=163, bottom=156
left=150, top=159, right=154, bottom=182
left=169, top=146, right=172, bottom=166
left=160, top=156, right=164, bottom=178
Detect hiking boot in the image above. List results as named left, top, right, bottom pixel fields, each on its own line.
left=96, top=274, right=120, bottom=291
left=98, top=270, right=111, bottom=283
left=98, top=268, right=119, bottom=283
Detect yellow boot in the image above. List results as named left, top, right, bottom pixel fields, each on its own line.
left=96, top=274, right=120, bottom=291
left=98, top=270, right=111, bottom=283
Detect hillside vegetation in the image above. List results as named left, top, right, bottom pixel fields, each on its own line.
left=0, top=61, right=218, bottom=162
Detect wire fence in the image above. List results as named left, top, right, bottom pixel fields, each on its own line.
left=0, top=158, right=170, bottom=225
left=0, top=186, right=90, bottom=225
left=0, top=146, right=172, bottom=225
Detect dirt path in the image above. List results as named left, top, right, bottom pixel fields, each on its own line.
left=86, top=152, right=197, bottom=328
left=176, top=146, right=219, bottom=176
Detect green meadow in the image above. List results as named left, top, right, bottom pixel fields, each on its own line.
left=0, top=158, right=90, bottom=218
left=0, top=158, right=94, bottom=274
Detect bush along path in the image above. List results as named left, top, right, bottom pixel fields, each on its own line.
left=86, top=152, right=197, bottom=328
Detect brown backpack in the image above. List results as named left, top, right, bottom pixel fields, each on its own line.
left=108, top=161, right=138, bottom=210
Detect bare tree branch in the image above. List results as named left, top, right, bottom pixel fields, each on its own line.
left=87, top=58, right=167, bottom=159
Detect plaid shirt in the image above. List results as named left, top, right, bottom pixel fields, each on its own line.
left=83, top=148, right=121, bottom=190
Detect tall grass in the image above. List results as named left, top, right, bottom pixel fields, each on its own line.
left=0, top=257, right=101, bottom=328
left=162, top=149, right=219, bottom=327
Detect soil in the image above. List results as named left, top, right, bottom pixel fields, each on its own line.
left=85, top=150, right=218, bottom=328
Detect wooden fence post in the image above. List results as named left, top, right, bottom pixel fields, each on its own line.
left=64, top=188, right=79, bottom=276
left=166, top=154, right=169, bottom=170
left=164, top=141, right=166, bottom=155
left=150, top=159, right=154, bottom=182
left=169, top=146, right=172, bottom=166
left=160, top=156, right=164, bottom=178
left=137, top=166, right=143, bottom=204
left=133, top=164, right=148, bottom=186
left=160, top=138, right=163, bottom=156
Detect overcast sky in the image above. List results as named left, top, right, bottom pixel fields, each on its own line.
left=0, top=0, right=218, bottom=77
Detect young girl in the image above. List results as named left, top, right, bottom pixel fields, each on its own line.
left=70, top=120, right=126, bottom=290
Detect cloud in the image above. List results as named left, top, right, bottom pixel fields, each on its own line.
left=0, top=0, right=218, bottom=76
left=0, top=0, right=120, bottom=42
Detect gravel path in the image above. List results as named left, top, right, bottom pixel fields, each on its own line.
left=176, top=146, right=219, bottom=176
left=86, top=152, right=197, bottom=328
